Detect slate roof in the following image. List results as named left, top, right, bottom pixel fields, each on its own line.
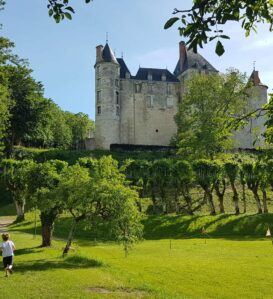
left=134, top=68, right=179, bottom=82
left=117, top=58, right=131, bottom=78
left=173, top=49, right=218, bottom=76
left=102, top=43, right=118, bottom=64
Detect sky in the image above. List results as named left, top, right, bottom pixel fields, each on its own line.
left=1, top=0, right=273, bottom=120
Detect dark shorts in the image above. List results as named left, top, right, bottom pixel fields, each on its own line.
left=3, top=256, right=13, bottom=268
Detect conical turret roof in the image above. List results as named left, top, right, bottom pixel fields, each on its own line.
left=102, top=43, right=118, bottom=64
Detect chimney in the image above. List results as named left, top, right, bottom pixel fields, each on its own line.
left=96, top=45, right=103, bottom=63
left=179, top=41, right=186, bottom=73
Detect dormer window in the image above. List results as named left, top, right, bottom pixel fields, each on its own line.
left=147, top=72, right=153, bottom=81
left=125, top=71, right=130, bottom=79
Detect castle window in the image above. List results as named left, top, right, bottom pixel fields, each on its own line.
left=148, top=73, right=153, bottom=81
left=167, top=97, right=173, bottom=108
left=146, top=95, right=153, bottom=108
left=115, top=79, right=119, bottom=87
left=116, top=106, right=120, bottom=116
left=167, top=84, right=171, bottom=95
left=97, top=106, right=101, bottom=115
left=97, top=78, right=101, bottom=87
left=125, top=72, right=130, bottom=79
left=97, top=91, right=101, bottom=101
left=135, top=83, right=142, bottom=93
left=116, top=91, right=119, bottom=105
left=97, top=65, right=100, bottom=74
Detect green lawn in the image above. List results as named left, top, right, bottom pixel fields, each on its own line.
left=2, top=212, right=273, bottom=299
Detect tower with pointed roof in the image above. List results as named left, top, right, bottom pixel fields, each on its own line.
left=94, top=43, right=121, bottom=149
left=233, top=70, right=268, bottom=148
left=92, top=41, right=268, bottom=150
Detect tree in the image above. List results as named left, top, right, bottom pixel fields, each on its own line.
left=213, top=162, right=226, bottom=214
left=256, top=162, right=269, bottom=214
left=65, top=112, right=94, bottom=149
left=0, top=71, right=10, bottom=156
left=239, top=166, right=247, bottom=214
left=225, top=161, right=240, bottom=215
left=242, top=162, right=262, bottom=214
left=164, top=0, right=273, bottom=56
left=57, top=156, right=142, bottom=256
left=47, top=0, right=92, bottom=23
left=175, top=70, right=248, bottom=159
left=150, top=159, right=172, bottom=214
left=124, top=159, right=151, bottom=212
left=26, top=160, right=68, bottom=247
left=171, top=160, right=194, bottom=215
left=4, top=65, right=46, bottom=155
left=193, top=159, right=221, bottom=215
left=1, top=159, right=34, bottom=222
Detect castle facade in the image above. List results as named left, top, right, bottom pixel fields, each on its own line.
left=92, top=41, right=268, bottom=150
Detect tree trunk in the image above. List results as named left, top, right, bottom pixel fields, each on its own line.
left=242, top=183, right=247, bottom=213
left=262, top=189, right=268, bottom=214
left=63, top=214, right=85, bottom=256
left=181, top=186, right=193, bottom=215
left=174, top=190, right=180, bottom=214
left=230, top=182, right=240, bottom=215
left=40, top=209, right=59, bottom=247
left=160, top=189, right=167, bottom=214
left=14, top=200, right=25, bottom=222
left=151, top=187, right=157, bottom=214
left=206, top=189, right=216, bottom=215
left=63, top=219, right=78, bottom=257
left=252, top=189, right=263, bottom=214
left=214, top=180, right=225, bottom=214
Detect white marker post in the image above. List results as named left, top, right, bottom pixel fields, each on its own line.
left=266, top=227, right=272, bottom=245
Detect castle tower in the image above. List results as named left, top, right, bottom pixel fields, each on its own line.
left=94, top=43, right=121, bottom=149
left=233, top=70, right=268, bottom=148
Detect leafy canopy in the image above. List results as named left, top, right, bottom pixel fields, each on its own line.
left=175, top=70, right=248, bottom=159
left=164, top=0, right=273, bottom=56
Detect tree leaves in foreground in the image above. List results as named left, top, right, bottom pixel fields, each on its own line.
left=47, top=0, right=92, bottom=23
left=165, top=0, right=273, bottom=56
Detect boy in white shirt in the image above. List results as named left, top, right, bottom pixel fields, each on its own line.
left=0, top=233, right=15, bottom=277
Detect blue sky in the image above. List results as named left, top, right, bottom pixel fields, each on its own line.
left=1, top=0, right=272, bottom=120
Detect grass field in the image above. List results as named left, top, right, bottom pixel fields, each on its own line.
left=2, top=208, right=273, bottom=299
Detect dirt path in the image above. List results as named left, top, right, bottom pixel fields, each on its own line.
left=0, top=219, right=13, bottom=233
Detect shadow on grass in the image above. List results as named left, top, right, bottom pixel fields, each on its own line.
left=15, top=256, right=104, bottom=273
left=143, top=213, right=273, bottom=241
left=10, top=212, right=273, bottom=243
left=15, top=247, right=43, bottom=256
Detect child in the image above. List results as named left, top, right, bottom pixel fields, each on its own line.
left=0, top=233, right=15, bottom=277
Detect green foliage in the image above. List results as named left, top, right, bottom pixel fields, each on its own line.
left=165, top=0, right=273, bottom=56
left=1, top=158, right=34, bottom=221
left=175, top=71, right=248, bottom=159
left=57, top=156, right=143, bottom=254
left=193, top=159, right=221, bottom=189
left=224, top=161, right=239, bottom=184
left=47, top=0, right=92, bottom=23
left=264, top=94, right=273, bottom=144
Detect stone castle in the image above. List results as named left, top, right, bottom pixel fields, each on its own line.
left=91, top=41, right=268, bottom=150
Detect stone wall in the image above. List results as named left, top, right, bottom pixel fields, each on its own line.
left=119, top=79, right=180, bottom=146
